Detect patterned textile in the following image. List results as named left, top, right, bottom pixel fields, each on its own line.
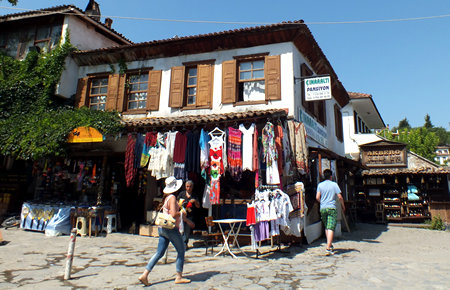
left=253, top=127, right=259, bottom=188
left=165, top=131, right=178, bottom=177
left=140, top=131, right=158, bottom=168
left=294, top=122, right=308, bottom=174
left=275, top=124, right=284, bottom=175
left=199, top=129, right=210, bottom=181
left=227, top=127, right=243, bottom=181
left=282, top=124, right=293, bottom=176
left=320, top=208, right=337, bottom=231
left=262, top=122, right=280, bottom=185
left=209, top=147, right=223, bottom=204
left=124, top=134, right=137, bottom=187
left=287, top=120, right=296, bottom=169
left=174, top=162, right=185, bottom=180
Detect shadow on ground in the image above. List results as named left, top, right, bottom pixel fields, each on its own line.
left=147, top=271, right=220, bottom=287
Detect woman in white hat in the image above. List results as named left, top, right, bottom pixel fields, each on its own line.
left=139, top=176, right=193, bottom=286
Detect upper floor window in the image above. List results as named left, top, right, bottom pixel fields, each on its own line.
left=169, top=60, right=214, bottom=108
left=222, top=54, right=281, bottom=105
left=1, top=22, right=62, bottom=60
left=238, top=59, right=265, bottom=102
left=186, top=67, right=198, bottom=106
left=75, top=69, right=162, bottom=113
left=127, top=73, right=149, bottom=110
left=88, top=77, right=108, bottom=111
left=301, top=64, right=326, bottom=125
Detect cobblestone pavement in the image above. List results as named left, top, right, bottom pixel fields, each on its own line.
left=0, top=223, right=449, bottom=289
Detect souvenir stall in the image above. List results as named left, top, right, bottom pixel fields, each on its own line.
left=20, top=128, right=122, bottom=236
left=123, top=109, right=313, bottom=247
left=357, top=140, right=450, bottom=223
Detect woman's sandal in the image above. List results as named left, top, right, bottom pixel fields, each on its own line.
left=175, top=278, right=191, bottom=284
left=138, top=275, right=150, bottom=286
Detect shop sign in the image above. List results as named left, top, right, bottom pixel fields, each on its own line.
left=362, top=148, right=406, bottom=167
left=304, top=76, right=332, bottom=101
left=67, top=127, right=104, bottom=143
left=298, top=109, right=328, bottom=147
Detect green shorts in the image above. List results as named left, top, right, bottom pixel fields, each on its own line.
left=320, top=208, right=337, bottom=231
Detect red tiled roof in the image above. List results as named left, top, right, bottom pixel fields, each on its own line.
left=72, top=20, right=350, bottom=107
left=362, top=167, right=450, bottom=175
left=0, top=5, right=132, bottom=44
left=123, top=109, right=288, bottom=128
left=348, top=92, right=372, bottom=99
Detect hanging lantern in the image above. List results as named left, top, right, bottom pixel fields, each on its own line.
left=382, top=177, right=386, bottom=184
left=406, top=176, right=410, bottom=183
left=395, top=176, right=398, bottom=184
left=437, top=176, right=441, bottom=183
left=421, top=176, right=425, bottom=184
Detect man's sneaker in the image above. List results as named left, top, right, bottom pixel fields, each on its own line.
left=325, top=248, right=335, bottom=256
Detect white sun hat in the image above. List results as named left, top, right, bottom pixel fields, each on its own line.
left=163, top=176, right=183, bottom=194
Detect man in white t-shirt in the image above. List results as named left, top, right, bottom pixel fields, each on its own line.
left=316, top=169, right=345, bottom=255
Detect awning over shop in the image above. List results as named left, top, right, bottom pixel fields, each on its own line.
left=67, top=127, right=104, bottom=143
left=362, top=167, right=450, bottom=176
left=123, top=109, right=288, bottom=129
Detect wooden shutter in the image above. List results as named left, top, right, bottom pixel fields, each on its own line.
left=265, top=55, right=281, bottom=101
left=147, top=70, right=162, bottom=111
left=74, top=77, right=88, bottom=108
left=105, top=74, right=120, bottom=111
left=222, top=60, right=236, bottom=104
left=116, top=74, right=127, bottom=112
left=197, top=64, right=213, bottom=107
left=169, top=66, right=185, bottom=108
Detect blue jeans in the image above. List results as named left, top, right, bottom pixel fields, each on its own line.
left=145, top=227, right=185, bottom=273
left=182, top=221, right=192, bottom=246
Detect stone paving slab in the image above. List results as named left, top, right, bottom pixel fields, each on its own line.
left=0, top=223, right=449, bottom=289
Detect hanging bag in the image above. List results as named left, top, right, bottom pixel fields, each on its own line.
left=155, top=196, right=176, bottom=229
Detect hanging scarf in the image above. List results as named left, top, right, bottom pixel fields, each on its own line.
left=124, top=134, right=137, bottom=187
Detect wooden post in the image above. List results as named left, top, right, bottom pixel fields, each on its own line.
left=64, top=228, right=77, bottom=280
left=342, top=208, right=351, bottom=233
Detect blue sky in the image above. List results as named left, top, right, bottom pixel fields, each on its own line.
left=1, top=0, right=449, bottom=130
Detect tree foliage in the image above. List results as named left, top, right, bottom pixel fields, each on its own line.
left=398, top=118, right=411, bottom=130
left=0, top=0, right=18, bottom=6
left=430, top=127, right=450, bottom=146
left=424, top=114, right=433, bottom=129
left=0, top=39, right=123, bottom=160
left=378, top=126, right=439, bottom=161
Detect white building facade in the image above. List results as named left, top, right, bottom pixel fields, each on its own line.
left=72, top=21, right=348, bottom=157
left=341, top=92, right=385, bottom=160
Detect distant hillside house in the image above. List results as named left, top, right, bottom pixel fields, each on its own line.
left=435, top=146, right=450, bottom=165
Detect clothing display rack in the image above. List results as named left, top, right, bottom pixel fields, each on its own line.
left=252, top=184, right=286, bottom=258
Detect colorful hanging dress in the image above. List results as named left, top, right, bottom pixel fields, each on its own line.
left=262, top=122, right=280, bottom=185
left=227, top=126, right=243, bottom=181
